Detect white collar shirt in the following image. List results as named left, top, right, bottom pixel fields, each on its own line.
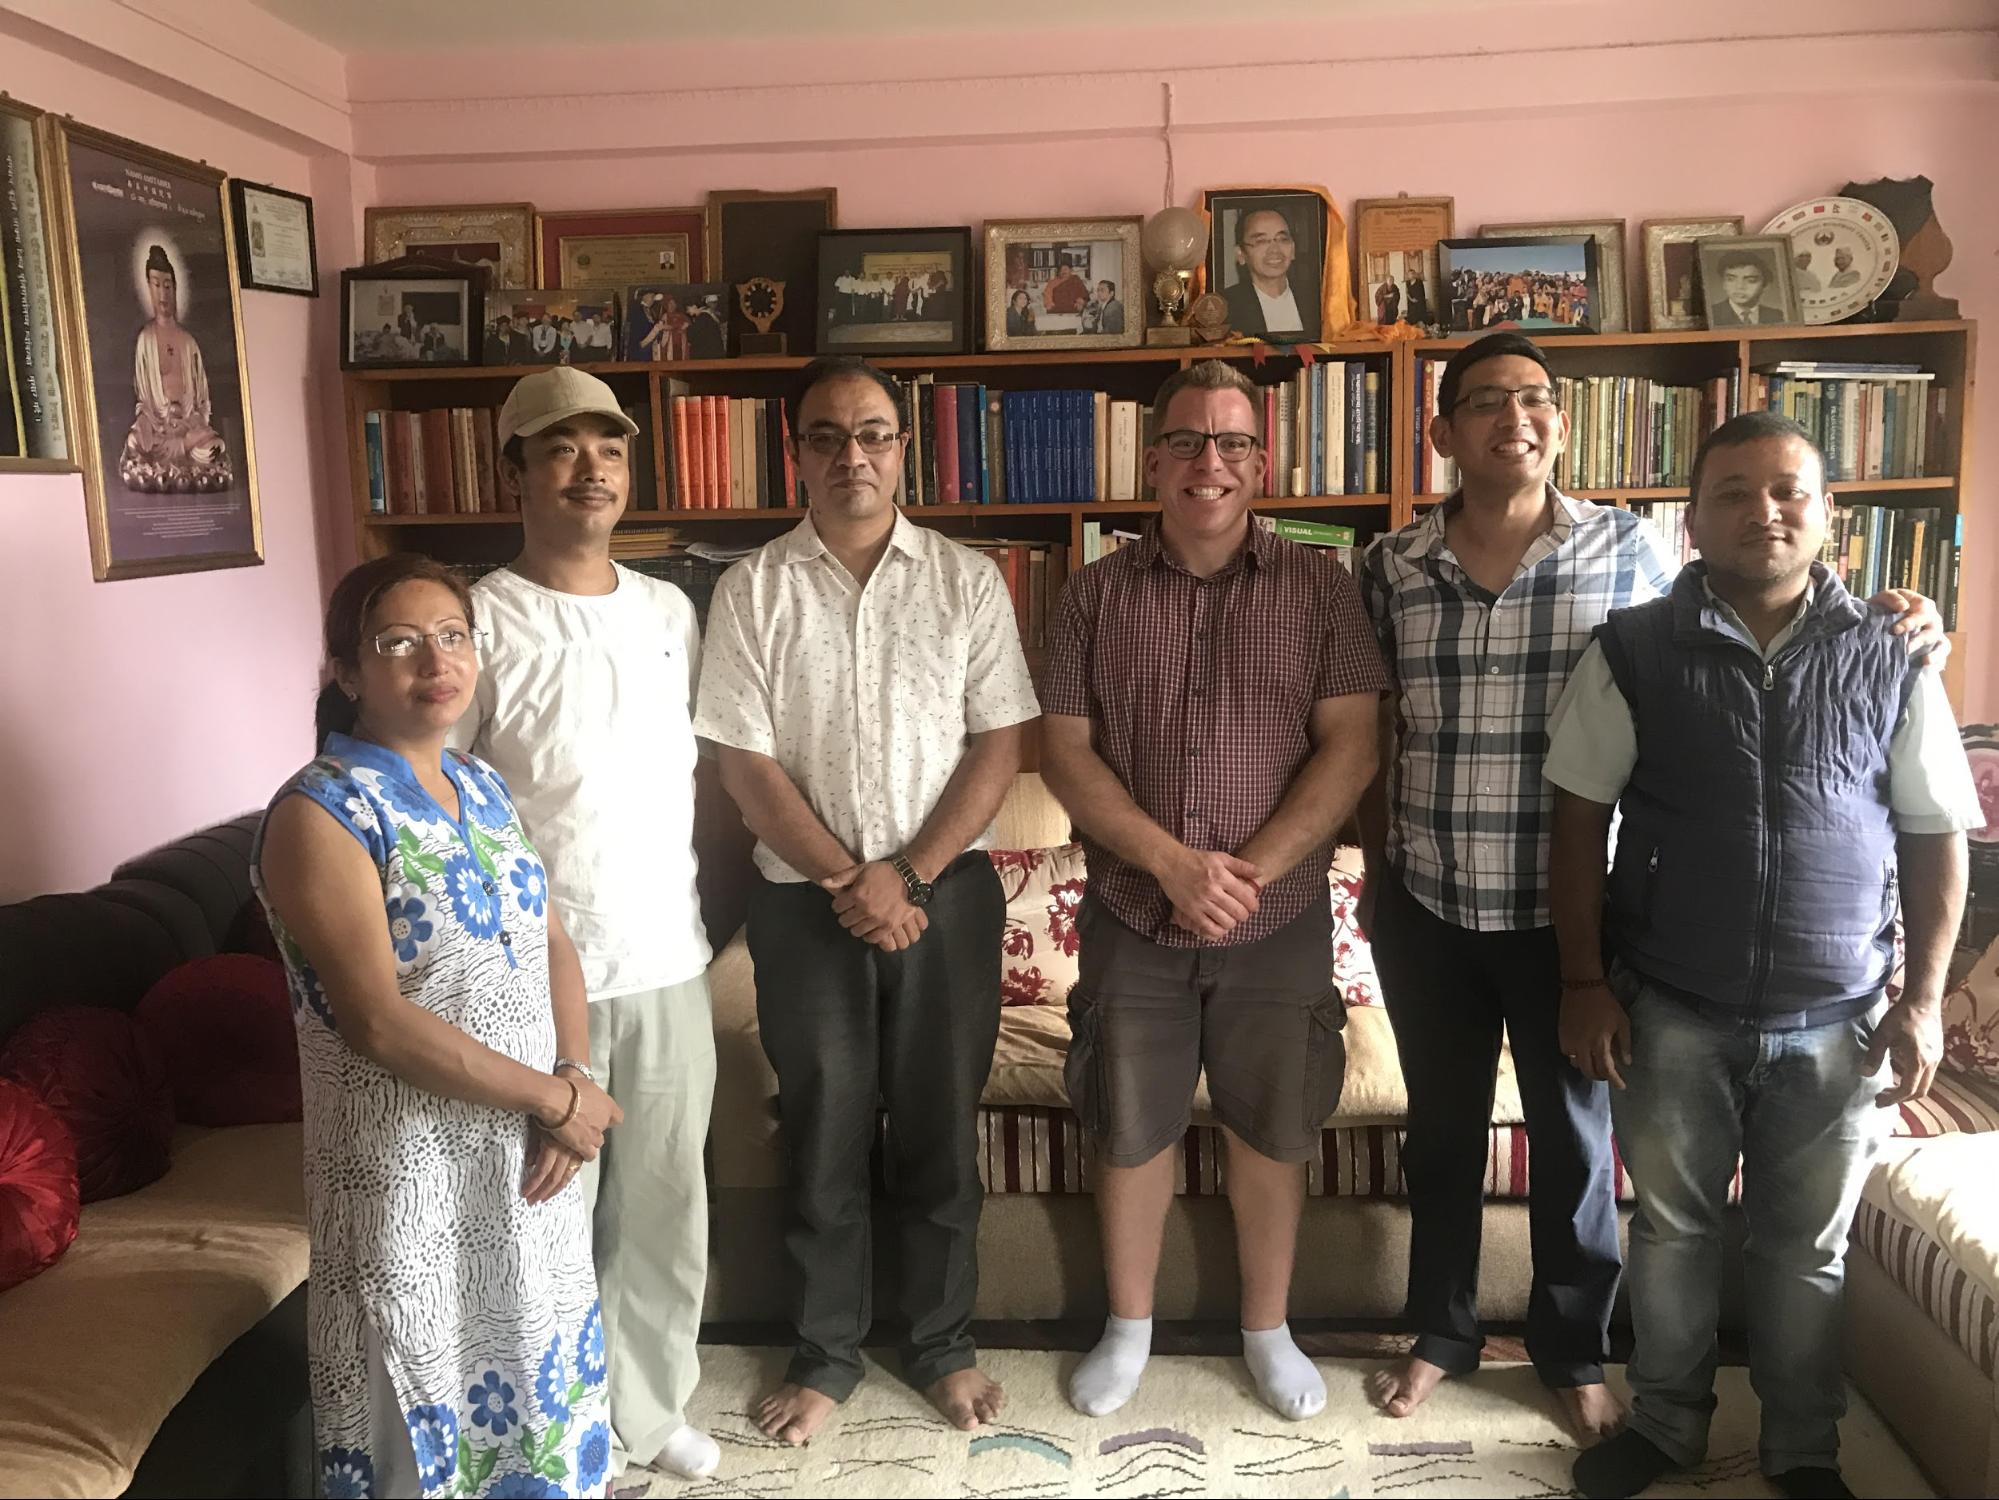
left=693, top=511, right=1041, bottom=883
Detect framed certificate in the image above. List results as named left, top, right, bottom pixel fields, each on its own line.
left=536, top=207, right=707, bottom=290
left=229, top=179, right=318, bottom=296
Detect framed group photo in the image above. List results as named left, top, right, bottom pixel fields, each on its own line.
left=1697, top=235, right=1800, bottom=328
left=1641, top=217, right=1743, bottom=331
left=43, top=117, right=262, bottom=580
left=816, top=226, right=973, bottom=357
left=1353, top=195, right=1453, bottom=332
left=983, top=217, right=1142, bottom=352
left=481, top=289, right=621, bottom=365
left=1438, top=235, right=1601, bottom=334
left=1204, top=187, right=1330, bottom=343
left=341, top=261, right=480, bottom=368
left=365, top=202, right=535, bottom=290
left=1479, top=218, right=1627, bottom=333
left=624, top=283, right=729, bottom=361
left=0, top=94, right=73, bottom=471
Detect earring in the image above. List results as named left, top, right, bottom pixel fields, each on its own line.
left=344, top=689, right=358, bottom=702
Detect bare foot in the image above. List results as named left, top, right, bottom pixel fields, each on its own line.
left=1556, top=1381, right=1625, bottom=1446
left=1367, top=1355, right=1449, bottom=1418
left=753, top=1382, right=838, bottom=1446
left=926, top=1367, right=1006, bottom=1431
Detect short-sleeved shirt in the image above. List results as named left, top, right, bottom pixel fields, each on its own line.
left=1545, top=578, right=1984, bottom=834
left=1039, top=518, right=1387, bottom=947
left=449, top=564, right=709, bottom=1001
left=1358, top=486, right=1673, bottom=932
left=692, top=511, right=1041, bottom=883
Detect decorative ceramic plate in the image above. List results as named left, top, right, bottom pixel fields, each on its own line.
left=1762, top=196, right=1899, bottom=324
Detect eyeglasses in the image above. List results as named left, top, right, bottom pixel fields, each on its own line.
left=372, top=628, right=488, bottom=658
left=1157, top=429, right=1260, bottom=462
left=800, top=427, right=903, bottom=457
left=1453, top=384, right=1558, bottom=416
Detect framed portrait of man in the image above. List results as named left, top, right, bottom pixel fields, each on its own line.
left=1203, top=188, right=1330, bottom=343
left=1697, top=235, right=1800, bottom=329
left=44, top=117, right=261, bottom=580
left=0, top=95, right=74, bottom=471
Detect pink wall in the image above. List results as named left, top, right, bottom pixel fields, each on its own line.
left=0, top=15, right=348, bottom=901
left=0, top=0, right=1994, bottom=902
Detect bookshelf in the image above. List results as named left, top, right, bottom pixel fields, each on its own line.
left=343, top=320, right=1976, bottom=713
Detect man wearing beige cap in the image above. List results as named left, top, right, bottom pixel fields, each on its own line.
left=450, top=366, right=720, bottom=1482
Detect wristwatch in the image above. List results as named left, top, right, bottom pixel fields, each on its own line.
left=553, top=1057, right=597, bottom=1086
left=888, top=852, right=934, bottom=908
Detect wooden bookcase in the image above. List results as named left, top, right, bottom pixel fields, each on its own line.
left=342, top=319, right=1976, bottom=712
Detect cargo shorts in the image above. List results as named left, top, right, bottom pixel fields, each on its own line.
left=1063, top=892, right=1346, bottom=1168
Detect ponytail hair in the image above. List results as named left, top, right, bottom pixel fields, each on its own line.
left=316, top=554, right=476, bottom=753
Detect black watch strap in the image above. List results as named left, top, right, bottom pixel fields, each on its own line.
left=889, top=852, right=934, bottom=906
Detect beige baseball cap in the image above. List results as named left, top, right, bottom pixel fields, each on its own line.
left=495, top=366, right=639, bottom=446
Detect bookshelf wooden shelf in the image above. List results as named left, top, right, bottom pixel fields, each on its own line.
left=344, top=319, right=1975, bottom=710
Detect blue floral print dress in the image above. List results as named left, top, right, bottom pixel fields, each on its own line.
left=252, top=733, right=610, bottom=1500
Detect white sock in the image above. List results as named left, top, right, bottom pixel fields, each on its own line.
left=655, top=1424, right=720, bottom=1480
left=1242, top=1322, right=1326, bottom=1421
left=1069, top=1314, right=1153, bottom=1416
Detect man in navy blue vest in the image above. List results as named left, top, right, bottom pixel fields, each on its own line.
left=1545, top=411, right=1980, bottom=1500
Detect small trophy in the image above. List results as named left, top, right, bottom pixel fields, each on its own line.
left=1146, top=267, right=1195, bottom=348
left=736, top=277, right=787, bottom=355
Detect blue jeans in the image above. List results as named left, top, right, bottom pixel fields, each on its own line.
left=1609, top=964, right=1891, bottom=1475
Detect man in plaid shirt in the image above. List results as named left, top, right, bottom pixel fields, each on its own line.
left=1356, top=333, right=1943, bottom=1440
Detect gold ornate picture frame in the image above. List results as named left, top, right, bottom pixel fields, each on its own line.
left=365, top=202, right=535, bottom=290
left=1641, top=216, right=1744, bottom=332
left=984, top=217, right=1143, bottom=352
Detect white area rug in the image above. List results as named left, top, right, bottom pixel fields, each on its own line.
left=622, top=1347, right=1932, bottom=1498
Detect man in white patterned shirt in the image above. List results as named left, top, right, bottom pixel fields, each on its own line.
left=1354, top=333, right=1944, bottom=1440
left=693, top=356, right=1041, bottom=1447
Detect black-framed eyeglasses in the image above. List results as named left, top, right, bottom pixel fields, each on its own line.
left=1156, top=429, right=1260, bottom=461
left=372, top=627, right=488, bottom=658
left=800, top=427, right=904, bottom=457
left=1452, top=384, right=1558, bottom=416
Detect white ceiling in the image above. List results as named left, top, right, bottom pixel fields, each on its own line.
left=253, top=0, right=1481, bottom=52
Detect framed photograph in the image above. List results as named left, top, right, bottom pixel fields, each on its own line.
left=535, top=206, right=706, bottom=290
left=1438, top=236, right=1601, bottom=334
left=0, top=96, right=73, bottom=470
left=983, top=217, right=1143, bottom=351
left=1640, top=217, right=1743, bottom=332
left=1204, top=187, right=1329, bottom=342
left=817, top=226, right=973, bottom=357
left=43, top=118, right=261, bottom=580
left=1697, top=235, right=1799, bottom=329
left=707, top=188, right=836, bottom=354
left=341, top=262, right=479, bottom=368
left=365, top=202, right=535, bottom=289
left=1353, top=195, right=1453, bottom=332
left=624, top=283, right=729, bottom=361
left=1480, top=218, right=1627, bottom=333
left=481, top=288, right=621, bottom=366
left=229, top=178, right=317, bottom=296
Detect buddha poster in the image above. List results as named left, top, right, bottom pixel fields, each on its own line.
left=48, top=120, right=261, bottom=580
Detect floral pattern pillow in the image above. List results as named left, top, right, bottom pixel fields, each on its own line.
left=1942, top=933, right=1999, bottom=1088
left=989, top=845, right=1088, bottom=1006
left=1330, top=846, right=1383, bottom=1007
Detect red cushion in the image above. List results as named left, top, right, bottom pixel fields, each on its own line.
left=136, top=955, right=301, bottom=1127
left=0, top=1078, right=81, bottom=1292
left=0, top=1008, right=173, bottom=1202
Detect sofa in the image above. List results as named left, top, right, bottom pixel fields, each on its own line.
left=706, top=771, right=1999, bottom=1495
left=0, top=816, right=311, bottom=1499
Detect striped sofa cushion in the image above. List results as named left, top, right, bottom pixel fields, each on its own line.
left=1892, top=1071, right=1999, bottom=1139
left=1851, top=1195, right=1998, bottom=1379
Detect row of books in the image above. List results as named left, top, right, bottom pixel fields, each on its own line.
left=962, top=541, right=1070, bottom=648
left=662, top=389, right=803, bottom=509
left=1080, top=521, right=1143, bottom=563
left=364, top=403, right=659, bottom=514
left=1079, top=515, right=1359, bottom=569
left=1749, top=361, right=1946, bottom=482
left=889, top=378, right=1140, bottom=506
left=1256, top=361, right=1389, bottom=497
left=1628, top=500, right=1962, bottom=630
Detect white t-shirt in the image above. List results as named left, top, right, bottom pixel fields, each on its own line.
left=692, top=512, right=1042, bottom=883
left=451, top=564, right=710, bottom=999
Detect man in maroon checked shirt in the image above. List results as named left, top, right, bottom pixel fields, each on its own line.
left=1039, top=358, right=1386, bottom=1422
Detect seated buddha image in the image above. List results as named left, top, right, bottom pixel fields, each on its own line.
left=118, top=243, right=233, bottom=493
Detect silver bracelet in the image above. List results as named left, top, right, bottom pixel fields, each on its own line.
left=553, top=1056, right=597, bottom=1086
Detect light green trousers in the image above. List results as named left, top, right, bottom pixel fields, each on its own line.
left=578, top=973, right=717, bottom=1468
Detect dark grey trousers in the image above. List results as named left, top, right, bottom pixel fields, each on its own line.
left=746, top=853, right=1003, bottom=1399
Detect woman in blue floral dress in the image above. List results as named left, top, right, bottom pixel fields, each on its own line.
left=254, top=555, right=623, bottom=1499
